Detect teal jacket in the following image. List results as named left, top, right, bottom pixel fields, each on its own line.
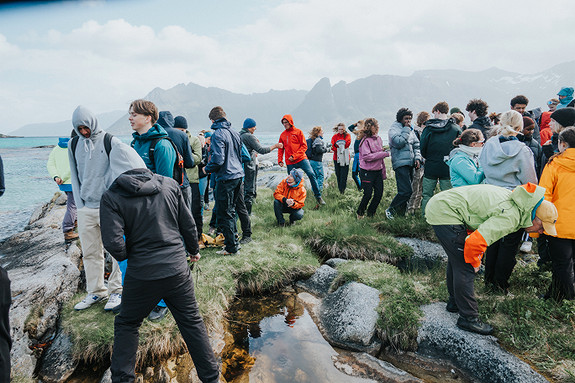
left=131, top=124, right=176, bottom=177
left=446, top=149, right=485, bottom=187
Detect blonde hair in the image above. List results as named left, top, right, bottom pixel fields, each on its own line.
left=493, top=110, right=523, bottom=137
left=309, top=126, right=323, bottom=139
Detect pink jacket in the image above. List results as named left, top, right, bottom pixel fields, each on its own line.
left=359, top=135, right=390, bottom=179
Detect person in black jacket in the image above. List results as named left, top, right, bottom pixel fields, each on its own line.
left=100, top=168, right=219, bottom=383
left=465, top=99, right=492, bottom=139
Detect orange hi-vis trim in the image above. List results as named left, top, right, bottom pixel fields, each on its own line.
left=464, top=230, right=488, bottom=268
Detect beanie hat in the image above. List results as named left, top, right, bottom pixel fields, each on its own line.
left=289, top=168, right=304, bottom=186
left=243, top=118, right=256, bottom=130
left=450, top=107, right=462, bottom=115
left=551, top=107, right=575, bottom=128
left=522, top=116, right=534, bottom=128
left=208, top=106, right=226, bottom=121
left=557, top=87, right=574, bottom=97
left=204, top=131, right=212, bottom=138
left=174, top=116, right=188, bottom=130
left=157, top=111, right=175, bottom=129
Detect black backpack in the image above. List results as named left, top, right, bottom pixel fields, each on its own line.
left=133, top=137, right=185, bottom=186
left=70, top=132, right=113, bottom=167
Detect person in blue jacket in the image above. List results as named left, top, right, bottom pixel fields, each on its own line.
left=446, top=129, right=485, bottom=187
left=129, top=99, right=177, bottom=322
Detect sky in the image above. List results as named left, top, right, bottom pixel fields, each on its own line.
left=0, top=0, right=574, bottom=133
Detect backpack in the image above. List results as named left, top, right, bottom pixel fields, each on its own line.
left=147, top=137, right=185, bottom=186
left=70, top=132, right=113, bottom=167
left=241, top=143, right=251, bottom=163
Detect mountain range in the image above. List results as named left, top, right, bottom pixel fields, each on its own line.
left=10, top=61, right=574, bottom=137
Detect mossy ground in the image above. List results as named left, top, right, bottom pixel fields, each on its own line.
left=61, top=161, right=574, bottom=381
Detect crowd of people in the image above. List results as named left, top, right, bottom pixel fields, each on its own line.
left=1, top=85, right=575, bottom=381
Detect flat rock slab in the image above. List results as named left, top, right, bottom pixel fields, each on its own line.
left=296, top=264, right=338, bottom=297
left=395, top=237, right=446, bottom=271
left=417, top=303, right=547, bottom=383
left=320, top=282, right=381, bottom=353
left=334, top=352, right=423, bottom=383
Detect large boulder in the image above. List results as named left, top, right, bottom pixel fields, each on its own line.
left=1, top=199, right=81, bottom=379
left=295, top=264, right=338, bottom=297
left=319, top=282, right=381, bottom=354
left=395, top=237, right=446, bottom=271
left=417, top=303, right=547, bottom=383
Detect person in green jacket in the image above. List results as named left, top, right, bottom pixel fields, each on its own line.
left=47, top=132, right=78, bottom=241
left=426, top=183, right=558, bottom=335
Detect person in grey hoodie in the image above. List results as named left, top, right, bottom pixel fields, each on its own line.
left=386, top=108, right=422, bottom=218
left=69, top=105, right=145, bottom=312
left=479, top=110, right=538, bottom=293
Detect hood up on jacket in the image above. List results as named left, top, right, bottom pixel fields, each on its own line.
left=510, top=183, right=546, bottom=227
left=425, top=117, right=456, bottom=132
left=480, top=136, right=525, bottom=166
left=281, top=114, right=295, bottom=129
left=72, top=105, right=104, bottom=158
left=109, top=168, right=161, bottom=197
left=157, top=111, right=175, bottom=129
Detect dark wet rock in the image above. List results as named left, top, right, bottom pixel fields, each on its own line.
left=320, top=282, right=381, bottom=354
left=2, top=199, right=82, bottom=378
left=395, top=237, right=446, bottom=271
left=417, top=303, right=547, bottom=383
left=334, top=351, right=424, bottom=383
left=38, top=331, right=78, bottom=382
left=296, top=264, right=338, bottom=297
left=325, top=258, right=348, bottom=268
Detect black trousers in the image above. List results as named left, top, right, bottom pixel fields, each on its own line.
left=357, top=169, right=383, bottom=217
left=215, top=178, right=242, bottom=253
left=484, top=228, right=523, bottom=290
left=243, top=164, right=258, bottom=215
left=235, top=182, right=252, bottom=238
left=546, top=237, right=575, bottom=300
left=388, top=165, right=413, bottom=216
left=333, top=161, right=349, bottom=194
left=190, top=183, right=203, bottom=237
left=111, top=270, right=219, bottom=383
left=433, top=225, right=478, bottom=318
left=0, top=267, right=10, bottom=383
left=273, top=199, right=304, bottom=224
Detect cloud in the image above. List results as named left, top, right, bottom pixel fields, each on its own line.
left=0, top=0, right=574, bottom=133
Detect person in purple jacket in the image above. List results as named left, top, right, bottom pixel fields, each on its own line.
left=356, top=118, right=390, bottom=218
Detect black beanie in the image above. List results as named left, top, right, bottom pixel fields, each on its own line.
left=551, top=107, right=575, bottom=128
left=174, top=116, right=188, bottom=130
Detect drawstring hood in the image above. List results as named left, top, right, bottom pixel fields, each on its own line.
left=72, top=105, right=102, bottom=160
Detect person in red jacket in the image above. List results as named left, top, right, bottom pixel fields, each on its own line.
left=540, top=98, right=560, bottom=145
left=278, top=115, right=325, bottom=207
left=331, top=122, right=352, bottom=194
left=273, top=168, right=307, bottom=226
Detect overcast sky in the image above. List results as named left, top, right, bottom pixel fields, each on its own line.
left=0, top=0, right=573, bottom=133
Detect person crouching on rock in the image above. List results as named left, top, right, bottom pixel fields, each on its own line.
left=100, top=168, right=219, bottom=382
left=274, top=168, right=306, bottom=226
left=425, top=183, right=557, bottom=335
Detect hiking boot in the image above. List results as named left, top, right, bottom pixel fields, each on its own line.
left=316, top=196, right=326, bottom=206
left=64, top=230, right=79, bottom=241
left=74, top=293, right=106, bottom=310
left=446, top=299, right=459, bottom=313
left=104, top=293, right=122, bottom=311
left=385, top=208, right=394, bottom=220
left=147, top=306, right=169, bottom=322
left=216, top=249, right=238, bottom=256
left=456, top=316, right=494, bottom=335
left=239, top=236, right=252, bottom=245
left=520, top=240, right=532, bottom=253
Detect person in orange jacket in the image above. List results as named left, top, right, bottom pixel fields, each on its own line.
left=539, top=127, right=575, bottom=301
left=278, top=115, right=325, bottom=207
left=273, top=168, right=306, bottom=226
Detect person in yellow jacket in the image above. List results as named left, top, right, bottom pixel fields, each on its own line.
left=539, top=127, right=575, bottom=300
left=273, top=168, right=306, bottom=226
left=47, top=134, right=78, bottom=241
left=426, top=183, right=557, bottom=335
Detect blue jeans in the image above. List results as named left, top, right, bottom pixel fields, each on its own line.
left=287, top=159, right=321, bottom=199
left=309, top=160, right=324, bottom=193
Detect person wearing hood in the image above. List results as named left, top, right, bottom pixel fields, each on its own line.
left=426, top=182, right=558, bottom=335
left=556, top=87, right=574, bottom=110
left=68, top=105, right=145, bottom=312
left=465, top=99, right=491, bottom=140
left=240, top=118, right=282, bottom=215
left=479, top=110, right=538, bottom=293
left=156, top=111, right=196, bottom=208
left=331, top=122, right=351, bottom=194
left=99, top=168, right=220, bottom=383
left=278, top=115, right=325, bottom=208
left=539, top=128, right=575, bottom=301
left=273, top=168, right=306, bottom=226
left=129, top=101, right=178, bottom=321
left=420, top=102, right=462, bottom=215
left=540, top=98, right=560, bottom=145
left=446, top=129, right=485, bottom=187
left=387, top=108, right=422, bottom=218
left=205, top=106, right=244, bottom=256
left=48, top=131, right=79, bottom=241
